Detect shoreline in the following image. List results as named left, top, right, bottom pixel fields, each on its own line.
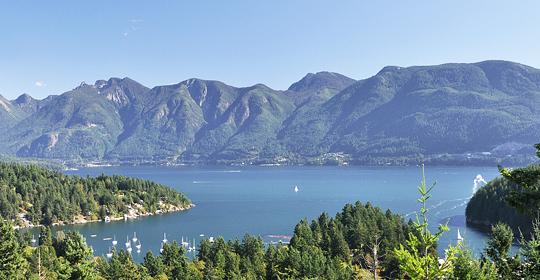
left=13, top=203, right=196, bottom=230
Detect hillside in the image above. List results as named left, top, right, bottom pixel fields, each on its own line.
left=0, top=161, right=192, bottom=226
left=2, top=61, right=540, bottom=166
left=0, top=94, right=30, bottom=134
left=466, top=172, right=535, bottom=235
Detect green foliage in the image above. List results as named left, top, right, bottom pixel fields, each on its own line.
left=3, top=61, right=539, bottom=165
left=482, top=223, right=521, bottom=279
left=40, top=226, right=53, bottom=246
left=466, top=175, right=534, bottom=236
left=0, top=154, right=66, bottom=170
left=499, top=143, right=540, bottom=219
left=449, top=241, right=497, bottom=280
left=519, top=221, right=540, bottom=277
left=468, top=143, right=540, bottom=236
left=0, top=215, right=28, bottom=279
left=394, top=166, right=458, bottom=279
left=97, top=248, right=141, bottom=280
left=0, top=161, right=191, bottom=225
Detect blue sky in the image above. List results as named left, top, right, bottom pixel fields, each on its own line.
left=1, top=1, right=539, bottom=100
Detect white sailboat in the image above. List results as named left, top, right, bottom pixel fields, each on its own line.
left=106, top=247, right=113, bottom=258
left=457, top=229, right=463, bottom=241
left=112, top=235, right=117, bottom=246
left=132, top=232, right=137, bottom=242
left=163, top=233, right=168, bottom=243
left=127, top=246, right=132, bottom=253
left=136, top=240, right=141, bottom=249
left=181, top=236, right=188, bottom=247
left=160, top=242, right=164, bottom=253
left=125, top=236, right=131, bottom=248
left=31, top=234, right=36, bottom=244
left=295, top=186, right=298, bottom=192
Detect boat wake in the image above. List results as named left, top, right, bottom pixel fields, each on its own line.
left=405, top=197, right=470, bottom=218
left=434, top=199, right=469, bottom=217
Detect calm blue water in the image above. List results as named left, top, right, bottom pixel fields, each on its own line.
left=22, top=165, right=502, bottom=263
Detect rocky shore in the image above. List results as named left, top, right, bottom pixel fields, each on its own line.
left=13, top=203, right=195, bottom=229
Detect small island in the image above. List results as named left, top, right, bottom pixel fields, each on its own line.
left=0, top=161, right=192, bottom=228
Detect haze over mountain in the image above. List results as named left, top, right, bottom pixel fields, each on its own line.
left=1, top=60, right=539, bottom=166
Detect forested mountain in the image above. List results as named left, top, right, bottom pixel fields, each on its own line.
left=2, top=60, right=540, bottom=166
left=11, top=93, right=55, bottom=114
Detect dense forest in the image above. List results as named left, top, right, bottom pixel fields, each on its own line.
left=2, top=164, right=540, bottom=278
left=0, top=154, right=66, bottom=170
left=4, top=196, right=540, bottom=279
left=3, top=201, right=425, bottom=279
left=466, top=167, right=536, bottom=235
left=0, top=162, right=191, bottom=226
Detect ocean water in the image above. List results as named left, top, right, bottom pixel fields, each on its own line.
left=22, top=165, right=502, bottom=263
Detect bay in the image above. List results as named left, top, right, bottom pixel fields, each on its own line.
left=22, top=165, right=502, bottom=263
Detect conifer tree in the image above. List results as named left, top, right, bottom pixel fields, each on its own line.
left=498, top=143, right=540, bottom=220
left=39, top=226, right=52, bottom=247
left=197, top=238, right=212, bottom=263
left=63, top=231, right=95, bottom=279
left=449, top=240, right=497, bottom=280
left=394, top=165, right=458, bottom=280
left=142, top=250, right=165, bottom=277
left=0, top=215, right=28, bottom=279
left=290, top=218, right=314, bottom=252
left=23, top=230, right=34, bottom=247
left=483, top=223, right=521, bottom=279
left=520, top=222, right=540, bottom=277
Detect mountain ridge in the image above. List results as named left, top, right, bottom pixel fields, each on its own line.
left=2, top=60, right=540, bottom=166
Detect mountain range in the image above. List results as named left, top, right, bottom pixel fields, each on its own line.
left=1, top=60, right=540, bottom=166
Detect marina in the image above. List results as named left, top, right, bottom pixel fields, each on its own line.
left=20, top=165, right=505, bottom=263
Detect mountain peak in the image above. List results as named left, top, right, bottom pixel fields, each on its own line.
left=288, top=72, right=355, bottom=92
left=13, top=93, right=34, bottom=105
left=74, top=81, right=89, bottom=90
left=286, top=71, right=356, bottom=106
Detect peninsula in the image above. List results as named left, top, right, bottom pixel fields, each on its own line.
left=0, top=161, right=192, bottom=228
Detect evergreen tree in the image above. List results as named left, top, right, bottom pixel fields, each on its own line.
left=394, top=165, right=458, bottom=279
left=54, top=257, right=73, bottom=280
left=23, top=230, right=34, bottom=247
left=498, top=143, right=540, bottom=220
left=197, top=238, right=212, bottom=263
left=520, top=221, right=540, bottom=277
left=328, top=220, right=351, bottom=262
left=97, top=248, right=141, bottom=280
left=39, top=226, right=52, bottom=247
left=0, top=215, right=28, bottom=279
left=449, top=241, right=497, bottom=280
left=224, top=250, right=240, bottom=280
left=483, top=223, right=521, bottom=279
left=63, top=231, right=95, bottom=279
left=203, top=260, right=218, bottom=280
left=142, top=250, right=165, bottom=277
left=29, top=245, right=57, bottom=276
left=161, top=241, right=188, bottom=280
left=290, top=218, right=314, bottom=252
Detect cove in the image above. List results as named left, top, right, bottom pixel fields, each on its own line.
left=23, top=165, right=501, bottom=263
